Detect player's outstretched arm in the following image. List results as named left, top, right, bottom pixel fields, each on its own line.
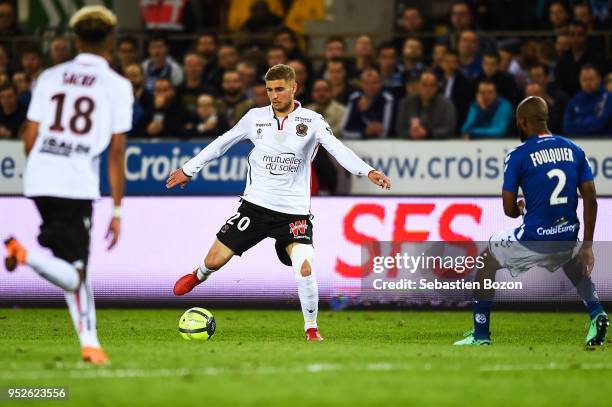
left=578, top=180, right=597, bottom=275
left=107, top=133, right=126, bottom=250
left=22, top=120, right=39, bottom=156
left=166, top=113, right=251, bottom=189
left=368, top=170, right=391, bottom=190
left=316, top=116, right=391, bottom=190
left=166, top=168, right=191, bottom=189
left=502, top=190, right=521, bottom=218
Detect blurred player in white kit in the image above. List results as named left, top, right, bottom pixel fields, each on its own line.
left=4, top=6, right=133, bottom=364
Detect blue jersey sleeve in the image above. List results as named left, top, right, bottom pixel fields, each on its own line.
left=576, top=145, right=594, bottom=184
left=502, top=148, right=521, bottom=193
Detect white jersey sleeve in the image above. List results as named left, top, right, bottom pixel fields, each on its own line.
left=111, top=79, right=134, bottom=134
left=182, top=111, right=252, bottom=177
left=26, top=70, right=48, bottom=122
left=314, top=115, right=374, bottom=176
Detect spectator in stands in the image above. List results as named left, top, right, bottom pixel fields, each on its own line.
left=217, top=44, right=240, bottom=73
left=441, top=50, right=474, bottom=131
left=574, top=3, right=606, bottom=51
left=184, top=94, right=229, bottom=138
left=563, top=64, right=612, bottom=136
left=431, top=43, right=449, bottom=73
left=403, top=74, right=420, bottom=98
left=142, top=35, right=183, bottom=92
left=0, top=44, right=9, bottom=76
left=607, top=72, right=612, bottom=93
left=288, top=59, right=312, bottom=105
left=306, top=79, right=346, bottom=136
left=325, top=58, right=357, bottom=105
left=50, top=36, right=71, bottom=66
left=341, top=68, right=394, bottom=139
left=216, top=70, right=252, bottom=127
left=450, top=1, right=474, bottom=31
left=528, top=64, right=568, bottom=133
left=273, top=28, right=308, bottom=66
left=353, top=34, right=376, bottom=79
left=394, top=6, right=433, bottom=54
left=478, top=52, right=521, bottom=106
left=315, top=36, right=354, bottom=80
left=446, top=1, right=475, bottom=50
left=555, top=21, right=604, bottom=97
left=457, top=30, right=483, bottom=80
left=401, top=37, right=426, bottom=83
left=511, top=39, right=540, bottom=91
left=573, top=2, right=603, bottom=32
left=589, top=0, right=611, bottom=27
left=147, top=78, right=189, bottom=138
left=377, top=42, right=404, bottom=100
left=0, top=82, right=25, bottom=139
left=547, top=1, right=570, bottom=33
left=266, top=45, right=288, bottom=68
left=179, top=52, right=217, bottom=114
left=12, top=71, right=31, bottom=107
left=205, top=43, right=239, bottom=93
left=524, top=82, right=565, bottom=134
left=239, top=0, right=284, bottom=47
left=0, top=2, right=16, bottom=66
left=498, top=46, right=514, bottom=73
left=194, top=32, right=220, bottom=84
left=396, top=70, right=457, bottom=139
left=20, top=46, right=44, bottom=86
left=555, top=32, right=572, bottom=58
left=0, top=0, right=19, bottom=38
left=251, top=82, right=269, bottom=108
left=125, top=64, right=154, bottom=137
left=116, top=36, right=139, bottom=75
left=461, top=80, right=512, bottom=139
left=237, top=61, right=258, bottom=100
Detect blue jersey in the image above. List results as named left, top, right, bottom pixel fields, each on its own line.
left=503, top=134, right=593, bottom=242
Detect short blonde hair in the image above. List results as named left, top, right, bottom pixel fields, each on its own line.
left=69, top=5, right=117, bottom=45
left=264, top=64, right=296, bottom=82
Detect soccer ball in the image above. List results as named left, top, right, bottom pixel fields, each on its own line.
left=178, top=307, right=216, bottom=340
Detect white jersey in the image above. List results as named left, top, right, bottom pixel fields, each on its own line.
left=24, top=53, right=133, bottom=200
left=182, top=102, right=374, bottom=214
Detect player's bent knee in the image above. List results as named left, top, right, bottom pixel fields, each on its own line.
left=204, top=252, right=225, bottom=271
left=204, top=240, right=234, bottom=270
left=290, top=244, right=314, bottom=279
left=300, top=261, right=311, bottom=277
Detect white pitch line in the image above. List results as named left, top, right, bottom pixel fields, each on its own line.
left=2, top=362, right=612, bottom=381
left=479, top=362, right=612, bottom=372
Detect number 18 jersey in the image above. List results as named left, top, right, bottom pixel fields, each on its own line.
left=503, top=134, right=594, bottom=242
left=24, top=53, right=133, bottom=200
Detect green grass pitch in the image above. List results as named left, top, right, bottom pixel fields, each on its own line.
left=1, top=308, right=610, bottom=406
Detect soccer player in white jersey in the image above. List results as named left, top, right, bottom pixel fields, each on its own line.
left=167, top=64, right=391, bottom=341
left=3, top=6, right=133, bottom=364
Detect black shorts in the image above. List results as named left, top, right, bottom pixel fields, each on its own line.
left=33, top=197, right=93, bottom=267
left=216, top=200, right=313, bottom=266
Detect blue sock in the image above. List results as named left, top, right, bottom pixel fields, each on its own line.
left=573, top=276, right=605, bottom=319
left=472, top=300, right=492, bottom=339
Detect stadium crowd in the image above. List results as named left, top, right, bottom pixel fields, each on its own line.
left=1, top=0, right=612, bottom=142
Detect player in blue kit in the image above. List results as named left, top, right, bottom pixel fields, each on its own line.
left=455, top=96, right=608, bottom=346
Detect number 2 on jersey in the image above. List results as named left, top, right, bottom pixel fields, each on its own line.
left=49, top=93, right=95, bottom=135
left=547, top=168, right=568, bottom=205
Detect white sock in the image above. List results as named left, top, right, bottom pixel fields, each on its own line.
left=26, top=251, right=80, bottom=291
left=296, top=274, right=318, bottom=330
left=196, top=264, right=214, bottom=281
left=65, top=280, right=101, bottom=348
